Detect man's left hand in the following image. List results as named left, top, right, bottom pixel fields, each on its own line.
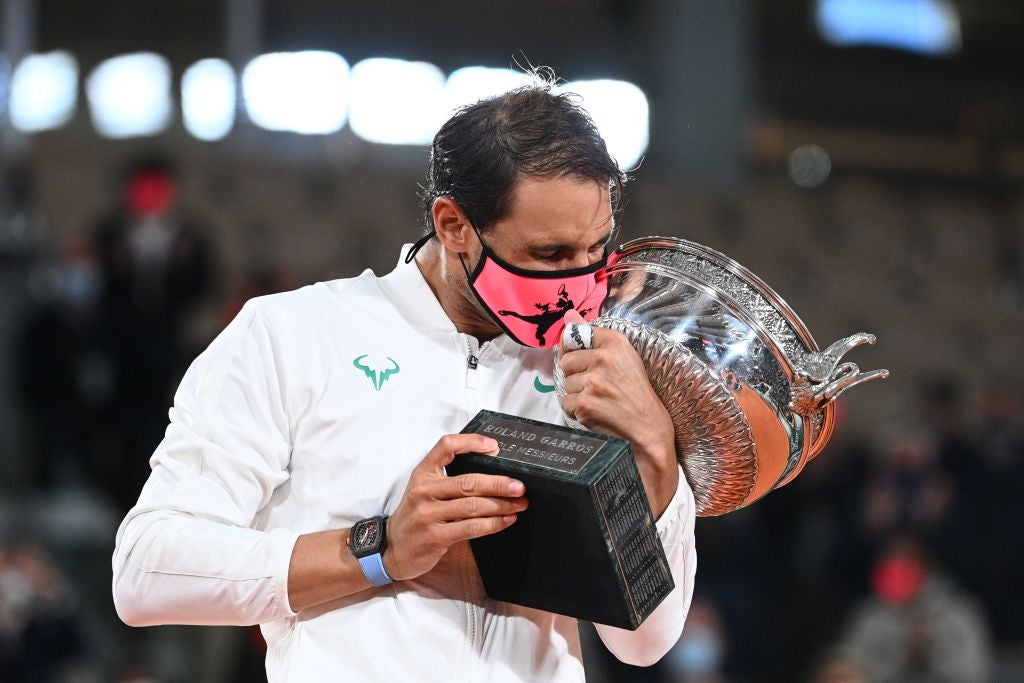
left=558, top=310, right=678, bottom=517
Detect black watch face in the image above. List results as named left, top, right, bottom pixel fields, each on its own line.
left=351, top=517, right=385, bottom=557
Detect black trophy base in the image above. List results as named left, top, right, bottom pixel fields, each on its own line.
left=447, top=410, right=674, bottom=630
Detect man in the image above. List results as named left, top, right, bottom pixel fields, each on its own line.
left=112, top=81, right=697, bottom=681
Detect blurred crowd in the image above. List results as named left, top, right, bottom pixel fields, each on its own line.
left=17, top=159, right=211, bottom=510
left=1, top=159, right=1023, bottom=682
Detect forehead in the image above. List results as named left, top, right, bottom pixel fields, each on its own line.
left=492, top=175, right=612, bottom=246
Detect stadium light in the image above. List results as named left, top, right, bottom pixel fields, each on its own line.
left=349, top=58, right=446, bottom=145
left=9, top=51, right=79, bottom=133
left=242, top=51, right=350, bottom=135
left=182, top=58, right=236, bottom=141
left=86, top=52, right=174, bottom=138
left=816, top=0, right=961, bottom=56
left=443, top=66, right=534, bottom=114
left=560, top=79, right=649, bottom=169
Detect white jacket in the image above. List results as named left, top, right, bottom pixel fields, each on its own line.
left=112, top=249, right=697, bottom=682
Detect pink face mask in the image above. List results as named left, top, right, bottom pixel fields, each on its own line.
left=871, top=555, right=927, bottom=604
left=462, top=233, right=608, bottom=348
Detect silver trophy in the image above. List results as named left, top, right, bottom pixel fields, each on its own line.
left=555, top=237, right=888, bottom=517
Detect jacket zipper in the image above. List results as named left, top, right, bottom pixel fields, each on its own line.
left=465, top=337, right=480, bottom=390
left=460, top=335, right=483, bottom=679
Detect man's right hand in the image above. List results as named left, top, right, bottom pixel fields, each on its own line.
left=287, top=433, right=527, bottom=611
left=383, top=433, right=528, bottom=581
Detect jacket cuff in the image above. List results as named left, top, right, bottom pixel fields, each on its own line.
left=654, top=465, right=694, bottom=551
left=269, top=527, right=302, bottom=619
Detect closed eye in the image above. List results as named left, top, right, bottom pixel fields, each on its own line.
left=529, top=230, right=614, bottom=262
left=530, top=249, right=568, bottom=261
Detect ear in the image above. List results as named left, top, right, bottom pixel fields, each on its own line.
left=431, top=196, right=474, bottom=252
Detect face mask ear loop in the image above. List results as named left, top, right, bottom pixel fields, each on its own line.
left=457, top=222, right=488, bottom=279
left=404, top=231, right=436, bottom=264
left=458, top=251, right=472, bottom=280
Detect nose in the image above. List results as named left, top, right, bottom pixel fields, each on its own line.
left=567, top=255, right=591, bottom=269
left=564, top=250, right=600, bottom=270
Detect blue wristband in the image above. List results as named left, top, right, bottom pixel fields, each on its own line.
left=358, top=553, right=394, bottom=587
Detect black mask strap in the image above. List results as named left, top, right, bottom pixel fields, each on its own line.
left=404, top=231, right=436, bottom=264
left=458, top=227, right=484, bottom=281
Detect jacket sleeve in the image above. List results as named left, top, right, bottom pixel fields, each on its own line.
left=593, top=465, right=697, bottom=666
left=111, top=300, right=300, bottom=627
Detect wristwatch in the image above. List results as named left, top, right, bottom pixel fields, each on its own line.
left=349, top=515, right=394, bottom=587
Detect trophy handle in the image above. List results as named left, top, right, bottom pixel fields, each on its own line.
left=789, top=334, right=889, bottom=416
left=799, top=332, right=877, bottom=381
left=818, top=365, right=890, bottom=403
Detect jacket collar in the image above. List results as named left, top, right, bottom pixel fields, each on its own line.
left=379, top=245, right=521, bottom=357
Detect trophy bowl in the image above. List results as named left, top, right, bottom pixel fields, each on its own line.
left=555, top=237, right=888, bottom=517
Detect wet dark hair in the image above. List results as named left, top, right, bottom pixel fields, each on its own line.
left=415, top=77, right=627, bottom=248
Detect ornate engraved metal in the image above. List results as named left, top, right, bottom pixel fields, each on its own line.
left=788, top=334, right=890, bottom=417
left=555, top=237, right=889, bottom=516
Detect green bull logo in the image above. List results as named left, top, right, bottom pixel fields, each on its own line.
left=353, top=355, right=400, bottom=391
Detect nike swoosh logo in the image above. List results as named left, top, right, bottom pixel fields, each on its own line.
left=534, top=376, right=556, bottom=393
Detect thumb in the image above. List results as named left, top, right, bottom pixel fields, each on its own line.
left=563, top=308, right=585, bottom=324
left=559, top=309, right=594, bottom=352
left=423, top=434, right=500, bottom=472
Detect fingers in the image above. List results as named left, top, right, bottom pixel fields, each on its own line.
left=439, top=493, right=528, bottom=522
left=559, top=326, right=635, bottom=376
left=561, top=320, right=593, bottom=352
left=388, top=433, right=528, bottom=581
left=419, top=433, right=499, bottom=471
left=558, top=325, right=643, bottom=428
left=558, top=372, right=588, bottom=396
left=410, top=434, right=525, bottom=505
left=559, top=393, right=579, bottom=422
left=559, top=309, right=591, bottom=357
left=437, top=515, right=521, bottom=545
left=438, top=471, right=525, bottom=500
left=559, top=393, right=591, bottom=427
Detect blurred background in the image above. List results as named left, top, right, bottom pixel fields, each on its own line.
left=1, top=0, right=1022, bottom=681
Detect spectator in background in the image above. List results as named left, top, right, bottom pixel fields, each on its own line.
left=832, top=534, right=992, bottom=683
left=970, top=384, right=1024, bottom=644
left=917, top=379, right=983, bottom=585
left=92, top=157, right=212, bottom=510
left=220, top=264, right=290, bottom=326
left=856, top=384, right=961, bottom=588
left=662, top=596, right=728, bottom=683
left=809, top=654, right=870, bottom=683
left=0, top=541, right=89, bottom=681
left=859, top=437, right=954, bottom=550
left=18, top=241, right=110, bottom=489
